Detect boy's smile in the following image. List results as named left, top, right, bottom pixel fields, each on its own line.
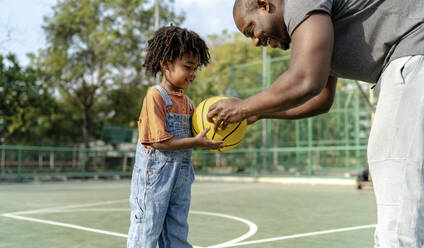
left=161, top=54, right=199, bottom=92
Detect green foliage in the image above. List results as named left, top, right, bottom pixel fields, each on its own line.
left=32, top=0, right=183, bottom=147
left=0, top=54, right=58, bottom=145
left=96, top=82, right=149, bottom=127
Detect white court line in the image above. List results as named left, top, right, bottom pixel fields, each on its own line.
left=1, top=186, right=374, bottom=247
left=5, top=199, right=128, bottom=215
left=1, top=213, right=206, bottom=247
left=1, top=209, right=257, bottom=248
left=2, top=209, right=375, bottom=247
left=0, top=214, right=198, bottom=248
left=3, top=185, right=255, bottom=216
left=207, top=224, right=377, bottom=248
left=2, top=213, right=128, bottom=238
left=190, top=211, right=257, bottom=248
left=27, top=208, right=129, bottom=213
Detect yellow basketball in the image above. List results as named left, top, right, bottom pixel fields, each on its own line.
left=192, top=96, right=247, bottom=152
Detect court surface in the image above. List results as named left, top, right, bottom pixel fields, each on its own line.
left=0, top=180, right=377, bottom=248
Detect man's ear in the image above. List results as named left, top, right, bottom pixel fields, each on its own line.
left=256, top=0, right=270, bottom=12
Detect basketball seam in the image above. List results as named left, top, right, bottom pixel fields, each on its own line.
left=215, top=140, right=243, bottom=153
left=222, top=121, right=243, bottom=141
left=201, top=98, right=218, bottom=141
left=192, top=127, right=198, bottom=136
left=211, top=130, right=217, bottom=140
left=221, top=140, right=242, bottom=147
left=201, top=99, right=208, bottom=132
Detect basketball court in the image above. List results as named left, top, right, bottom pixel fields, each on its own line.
left=1, top=180, right=376, bottom=248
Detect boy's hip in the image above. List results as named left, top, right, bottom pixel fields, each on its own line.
left=136, top=140, right=192, bottom=163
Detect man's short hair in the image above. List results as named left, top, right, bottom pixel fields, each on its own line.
left=233, top=0, right=258, bottom=16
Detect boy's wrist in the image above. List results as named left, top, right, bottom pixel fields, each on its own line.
left=191, top=136, right=201, bottom=147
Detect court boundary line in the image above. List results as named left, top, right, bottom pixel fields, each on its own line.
left=0, top=185, right=374, bottom=247
left=1, top=201, right=258, bottom=248
left=190, top=211, right=257, bottom=248
left=207, top=224, right=377, bottom=248
left=1, top=185, right=257, bottom=216
left=2, top=210, right=375, bottom=248
left=2, top=213, right=128, bottom=238
left=3, top=199, right=128, bottom=215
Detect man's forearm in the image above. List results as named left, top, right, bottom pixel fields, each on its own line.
left=240, top=71, right=330, bottom=119
left=254, top=76, right=337, bottom=120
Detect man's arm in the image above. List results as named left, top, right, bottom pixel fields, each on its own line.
left=252, top=75, right=337, bottom=121
left=207, top=13, right=334, bottom=126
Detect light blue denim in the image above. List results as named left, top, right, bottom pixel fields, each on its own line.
left=368, top=55, right=424, bottom=248
left=127, top=85, right=195, bottom=248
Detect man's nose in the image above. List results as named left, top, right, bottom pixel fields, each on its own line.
left=251, top=38, right=260, bottom=47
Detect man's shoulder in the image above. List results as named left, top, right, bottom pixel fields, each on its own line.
left=284, top=0, right=333, bottom=36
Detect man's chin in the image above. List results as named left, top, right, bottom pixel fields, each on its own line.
left=281, top=43, right=290, bottom=50
left=270, top=41, right=290, bottom=50
left=269, top=43, right=278, bottom=49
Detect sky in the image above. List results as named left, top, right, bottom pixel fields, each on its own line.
left=0, top=0, right=238, bottom=65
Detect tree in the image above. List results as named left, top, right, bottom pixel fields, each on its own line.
left=33, top=0, right=183, bottom=147
left=96, top=82, right=149, bottom=127
left=0, top=54, right=57, bottom=145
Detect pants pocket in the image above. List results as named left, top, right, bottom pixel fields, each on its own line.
left=190, top=164, right=195, bottom=184
left=135, top=196, right=145, bottom=222
left=401, top=56, right=424, bottom=83
left=128, top=195, right=145, bottom=244
left=146, top=159, right=168, bottom=188
left=129, top=168, right=145, bottom=222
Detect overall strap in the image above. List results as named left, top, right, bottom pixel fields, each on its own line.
left=154, top=85, right=173, bottom=109
left=185, top=95, right=193, bottom=113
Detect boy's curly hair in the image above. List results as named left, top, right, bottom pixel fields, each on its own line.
left=143, top=26, right=210, bottom=76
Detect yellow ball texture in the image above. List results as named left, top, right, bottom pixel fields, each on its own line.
left=192, top=96, right=247, bottom=152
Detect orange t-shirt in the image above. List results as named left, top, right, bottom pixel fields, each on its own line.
left=138, top=87, right=193, bottom=148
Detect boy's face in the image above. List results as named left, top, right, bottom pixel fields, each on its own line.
left=162, top=53, right=199, bottom=91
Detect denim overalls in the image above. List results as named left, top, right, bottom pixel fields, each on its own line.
left=127, top=85, right=195, bottom=248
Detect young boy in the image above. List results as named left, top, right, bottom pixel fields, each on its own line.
left=127, top=26, right=222, bottom=248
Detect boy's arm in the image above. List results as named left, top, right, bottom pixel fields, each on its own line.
left=151, top=127, right=223, bottom=151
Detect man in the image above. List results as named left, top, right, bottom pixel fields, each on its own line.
left=207, top=0, right=424, bottom=247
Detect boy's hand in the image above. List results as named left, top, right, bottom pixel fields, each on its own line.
left=194, top=127, right=223, bottom=149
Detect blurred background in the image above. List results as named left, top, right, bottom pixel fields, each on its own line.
left=0, top=0, right=374, bottom=181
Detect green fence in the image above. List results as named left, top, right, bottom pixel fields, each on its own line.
left=0, top=144, right=367, bottom=181
left=211, top=55, right=375, bottom=177
left=0, top=145, right=134, bottom=180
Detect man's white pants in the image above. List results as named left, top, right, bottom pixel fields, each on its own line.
left=368, top=55, right=424, bottom=248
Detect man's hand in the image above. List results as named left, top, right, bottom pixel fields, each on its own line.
left=206, top=97, right=246, bottom=131
left=246, top=115, right=261, bottom=125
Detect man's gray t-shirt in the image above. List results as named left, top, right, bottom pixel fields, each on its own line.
left=284, top=0, right=424, bottom=83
